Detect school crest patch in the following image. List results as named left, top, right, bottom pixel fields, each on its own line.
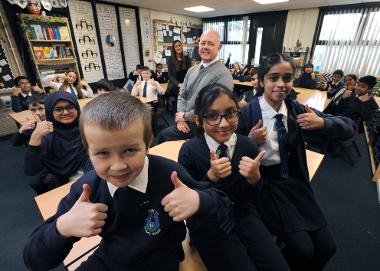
left=144, top=209, right=161, bottom=235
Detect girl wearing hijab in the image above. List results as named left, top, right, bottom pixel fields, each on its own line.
left=24, top=91, right=92, bottom=190
left=295, top=62, right=317, bottom=89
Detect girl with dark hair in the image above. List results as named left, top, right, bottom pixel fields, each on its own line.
left=295, top=62, right=317, bottom=89
left=24, top=91, right=92, bottom=189
left=237, top=53, right=356, bottom=271
left=179, top=84, right=289, bottom=271
left=166, top=40, right=191, bottom=113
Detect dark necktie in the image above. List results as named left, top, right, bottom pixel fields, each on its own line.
left=275, top=114, right=288, bottom=180
left=200, top=64, right=204, bottom=70
left=142, top=82, right=147, bottom=97
left=69, top=85, right=76, bottom=97
left=216, top=143, right=235, bottom=233
left=216, top=143, right=228, bottom=159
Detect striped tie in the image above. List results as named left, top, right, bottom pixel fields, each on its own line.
left=275, top=114, right=288, bottom=180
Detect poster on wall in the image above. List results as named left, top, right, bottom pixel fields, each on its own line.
left=119, top=7, right=140, bottom=74
left=68, top=0, right=104, bottom=83
left=95, top=4, right=124, bottom=80
left=0, top=40, right=14, bottom=88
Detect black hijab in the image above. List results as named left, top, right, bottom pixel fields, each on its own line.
left=298, top=63, right=316, bottom=89
left=41, top=91, right=88, bottom=178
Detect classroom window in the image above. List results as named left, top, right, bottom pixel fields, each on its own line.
left=203, top=17, right=250, bottom=65
left=313, top=6, right=380, bottom=76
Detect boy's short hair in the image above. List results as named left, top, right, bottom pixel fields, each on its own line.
left=14, top=76, right=29, bottom=87
left=333, top=70, right=344, bottom=77
left=80, top=91, right=152, bottom=149
left=26, top=93, right=46, bottom=107
left=96, top=79, right=114, bottom=92
left=141, top=66, right=151, bottom=73
left=136, top=64, right=143, bottom=70
left=359, top=75, right=377, bottom=90
left=156, top=63, right=163, bottom=68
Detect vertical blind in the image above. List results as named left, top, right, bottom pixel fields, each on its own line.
left=203, top=16, right=250, bottom=64
left=313, top=6, right=380, bottom=76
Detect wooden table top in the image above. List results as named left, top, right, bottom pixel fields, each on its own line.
left=294, top=87, right=330, bottom=111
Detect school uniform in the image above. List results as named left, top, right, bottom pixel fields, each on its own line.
left=24, top=155, right=230, bottom=271
left=179, top=133, right=289, bottom=271
left=41, top=75, right=93, bottom=98
left=152, top=71, right=168, bottom=83
left=237, top=96, right=356, bottom=271
left=295, top=73, right=317, bottom=89
left=24, top=91, right=92, bottom=188
left=10, top=128, right=33, bottom=146
left=11, top=92, right=32, bottom=112
left=325, top=80, right=344, bottom=98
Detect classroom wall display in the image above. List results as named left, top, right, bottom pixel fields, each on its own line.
left=152, top=19, right=202, bottom=69
left=0, top=40, right=14, bottom=88
left=95, top=3, right=124, bottom=80
left=68, top=0, right=104, bottom=83
left=119, top=7, right=140, bottom=74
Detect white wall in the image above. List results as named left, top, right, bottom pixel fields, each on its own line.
left=283, top=8, right=319, bottom=60
left=138, top=8, right=201, bottom=69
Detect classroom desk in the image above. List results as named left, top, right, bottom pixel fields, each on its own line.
left=160, top=82, right=168, bottom=91
left=8, top=97, right=155, bottom=125
left=294, top=87, right=330, bottom=111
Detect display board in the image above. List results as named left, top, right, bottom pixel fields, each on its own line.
left=95, top=3, right=124, bottom=80
left=153, top=20, right=202, bottom=68
left=68, top=0, right=103, bottom=83
left=119, top=7, right=140, bottom=74
left=0, top=40, right=14, bottom=88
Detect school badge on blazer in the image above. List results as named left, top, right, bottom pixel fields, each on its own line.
left=144, top=209, right=161, bottom=235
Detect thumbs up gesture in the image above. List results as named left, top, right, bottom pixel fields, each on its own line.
left=239, top=151, right=265, bottom=184
left=161, top=171, right=200, bottom=221
left=296, top=104, right=325, bottom=130
left=56, top=184, right=108, bottom=238
left=207, top=150, right=232, bottom=182
left=19, top=116, right=36, bottom=133
left=248, top=120, right=267, bottom=145
left=238, top=95, right=247, bottom=108
left=31, top=84, right=44, bottom=93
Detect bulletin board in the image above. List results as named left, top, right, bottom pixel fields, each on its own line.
left=0, top=40, right=14, bottom=88
left=152, top=19, right=202, bottom=69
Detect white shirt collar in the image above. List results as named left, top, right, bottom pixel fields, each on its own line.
left=107, top=156, right=149, bottom=197
left=260, top=95, right=288, bottom=120
left=20, top=92, right=32, bottom=98
left=204, top=132, right=237, bottom=159
left=201, top=57, right=220, bottom=69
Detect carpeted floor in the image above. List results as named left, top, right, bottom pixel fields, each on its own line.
left=1, top=130, right=379, bottom=270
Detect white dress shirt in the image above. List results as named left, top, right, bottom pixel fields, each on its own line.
left=107, top=156, right=149, bottom=197
left=41, top=74, right=93, bottom=97
left=204, top=132, right=237, bottom=160
left=131, top=80, right=165, bottom=100
left=258, top=96, right=288, bottom=166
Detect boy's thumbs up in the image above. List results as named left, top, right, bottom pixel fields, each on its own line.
left=305, top=104, right=313, bottom=113
left=253, top=119, right=263, bottom=129
left=171, top=171, right=184, bottom=189
left=78, top=183, right=91, bottom=202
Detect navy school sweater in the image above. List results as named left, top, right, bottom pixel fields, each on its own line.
left=23, top=155, right=230, bottom=271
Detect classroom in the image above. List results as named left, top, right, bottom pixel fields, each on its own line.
left=0, top=0, right=379, bottom=270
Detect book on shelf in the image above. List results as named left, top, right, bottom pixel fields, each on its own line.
left=30, top=24, right=45, bottom=40
left=33, top=46, right=44, bottom=59
left=58, top=26, right=70, bottom=40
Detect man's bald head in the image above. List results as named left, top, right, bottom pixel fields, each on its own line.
left=199, top=29, right=222, bottom=63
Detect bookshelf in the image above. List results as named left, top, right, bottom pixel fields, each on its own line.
left=18, top=14, right=79, bottom=85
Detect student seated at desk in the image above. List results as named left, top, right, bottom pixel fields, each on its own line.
left=11, top=94, right=47, bottom=147
left=95, top=79, right=115, bottom=95
left=322, top=69, right=344, bottom=98
left=41, top=70, right=93, bottom=98
left=237, top=53, right=356, bottom=271
left=128, top=64, right=143, bottom=83
left=295, top=62, right=317, bottom=89
left=24, top=91, right=92, bottom=189
left=324, top=75, right=379, bottom=130
left=11, top=76, right=45, bottom=112
left=238, top=68, right=260, bottom=108
left=178, top=85, right=289, bottom=271
left=23, top=92, right=230, bottom=271
left=131, top=66, right=166, bottom=136
left=152, top=63, right=168, bottom=83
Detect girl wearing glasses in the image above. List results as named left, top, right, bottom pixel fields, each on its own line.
left=178, top=84, right=289, bottom=271
left=41, top=70, right=93, bottom=98
left=24, top=91, right=92, bottom=190
left=237, top=53, right=356, bottom=271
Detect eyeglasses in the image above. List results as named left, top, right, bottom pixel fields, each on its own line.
left=266, top=73, right=293, bottom=83
left=204, top=109, right=239, bottom=126
left=81, top=49, right=98, bottom=59
left=84, top=62, right=101, bottom=71
left=52, top=104, right=76, bottom=114
left=79, top=35, right=95, bottom=45
left=75, top=19, right=94, bottom=31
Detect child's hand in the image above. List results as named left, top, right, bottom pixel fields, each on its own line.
left=297, top=105, right=325, bottom=130
left=136, top=78, right=142, bottom=87
left=33, top=118, right=53, bottom=138
left=248, top=120, right=267, bottom=145
left=31, top=84, right=44, bottom=93
left=12, top=87, right=22, bottom=96
left=56, top=184, right=108, bottom=238
left=149, top=79, right=159, bottom=87
left=207, top=151, right=232, bottom=182
left=238, top=95, right=247, bottom=108
left=342, top=89, right=352, bottom=99
left=19, top=117, right=36, bottom=133
left=359, top=94, right=371, bottom=102
left=161, top=171, right=200, bottom=221
left=311, top=72, right=316, bottom=80
left=239, top=151, right=265, bottom=184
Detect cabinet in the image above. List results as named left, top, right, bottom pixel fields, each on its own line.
left=283, top=48, right=309, bottom=78
left=18, top=14, right=79, bottom=84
